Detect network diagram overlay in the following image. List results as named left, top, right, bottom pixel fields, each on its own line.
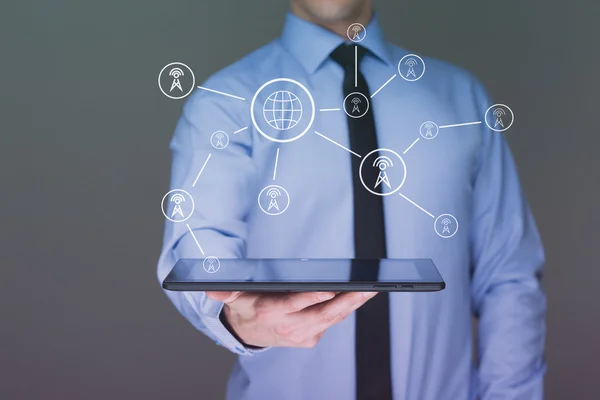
left=157, top=23, right=514, bottom=272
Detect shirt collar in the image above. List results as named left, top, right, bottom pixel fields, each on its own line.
left=279, top=11, right=393, bottom=74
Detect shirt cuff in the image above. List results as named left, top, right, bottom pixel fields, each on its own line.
left=183, top=292, right=270, bottom=356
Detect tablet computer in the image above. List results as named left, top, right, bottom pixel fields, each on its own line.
left=162, top=258, right=445, bottom=292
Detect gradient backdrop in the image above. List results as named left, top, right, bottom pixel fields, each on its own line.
left=1, top=0, right=599, bottom=399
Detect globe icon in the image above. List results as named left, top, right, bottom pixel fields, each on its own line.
left=263, top=90, right=303, bottom=130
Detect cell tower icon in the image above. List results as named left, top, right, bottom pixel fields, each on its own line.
left=266, top=187, right=282, bottom=211
left=424, top=122, right=434, bottom=137
left=405, top=58, right=418, bottom=78
left=351, top=25, right=362, bottom=40
left=373, top=156, right=393, bottom=189
left=441, top=218, right=452, bottom=234
left=169, top=193, right=186, bottom=218
left=351, top=97, right=361, bottom=113
left=169, top=68, right=184, bottom=92
left=493, top=108, right=506, bottom=128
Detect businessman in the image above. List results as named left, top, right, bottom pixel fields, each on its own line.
left=157, top=0, right=547, bottom=399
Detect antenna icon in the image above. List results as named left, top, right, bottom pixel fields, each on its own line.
left=441, top=218, right=452, bottom=234
left=266, top=187, right=282, bottom=211
left=347, top=23, right=366, bottom=42
left=405, top=58, right=418, bottom=78
left=258, top=185, right=290, bottom=215
left=493, top=108, right=506, bottom=128
left=373, top=156, right=394, bottom=189
left=170, top=193, right=186, bottom=218
left=210, top=130, right=229, bottom=149
left=169, top=67, right=184, bottom=92
left=161, top=189, right=194, bottom=223
left=351, top=96, right=361, bottom=113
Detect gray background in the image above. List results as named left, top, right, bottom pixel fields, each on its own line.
left=1, top=0, right=598, bottom=399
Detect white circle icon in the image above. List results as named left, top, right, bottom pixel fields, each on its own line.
left=161, top=189, right=195, bottom=223
left=484, top=104, right=514, bottom=132
left=359, top=149, right=407, bottom=196
left=210, top=130, right=229, bottom=149
left=398, top=54, right=426, bottom=82
left=158, top=62, right=196, bottom=100
left=203, top=256, right=220, bottom=273
left=251, top=78, right=315, bottom=143
left=419, top=121, right=439, bottom=139
left=258, top=185, right=290, bottom=215
left=434, top=214, right=459, bottom=238
left=347, top=23, right=367, bottom=43
left=343, top=92, right=370, bottom=119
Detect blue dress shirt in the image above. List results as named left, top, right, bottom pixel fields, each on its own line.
left=157, top=12, right=546, bottom=400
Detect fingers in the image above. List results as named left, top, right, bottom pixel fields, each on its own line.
left=301, top=292, right=378, bottom=336
left=253, top=291, right=336, bottom=315
left=205, top=291, right=243, bottom=304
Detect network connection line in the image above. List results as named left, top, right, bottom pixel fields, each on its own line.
left=197, top=85, right=246, bottom=101
left=403, top=137, right=420, bottom=154
left=319, top=108, right=341, bottom=112
left=233, top=126, right=248, bottom=134
left=371, top=74, right=397, bottom=98
left=186, top=224, right=205, bottom=255
left=314, top=131, right=362, bottom=158
left=354, top=45, right=358, bottom=88
left=438, top=121, right=481, bottom=129
left=192, top=153, right=212, bottom=187
left=398, top=192, right=435, bottom=219
left=273, top=148, right=280, bottom=181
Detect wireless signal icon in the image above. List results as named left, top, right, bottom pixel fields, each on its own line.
left=266, top=187, right=282, bottom=211
left=420, top=121, right=439, bottom=140
left=169, top=67, right=184, bottom=92
left=484, top=104, right=514, bottom=132
left=161, top=189, right=194, bottom=223
left=441, top=218, right=452, bottom=234
left=210, top=130, right=229, bottom=149
left=373, top=156, right=393, bottom=189
left=351, top=97, right=361, bottom=113
left=493, top=108, right=506, bottom=128
left=158, top=62, right=196, bottom=100
left=424, top=122, right=434, bottom=136
left=405, top=58, right=418, bottom=78
left=347, top=23, right=366, bottom=42
left=398, top=54, right=425, bottom=82
left=170, top=193, right=186, bottom=218
left=258, top=185, right=290, bottom=216
left=434, top=214, right=458, bottom=238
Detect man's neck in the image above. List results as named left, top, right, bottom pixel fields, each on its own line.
left=289, top=5, right=373, bottom=39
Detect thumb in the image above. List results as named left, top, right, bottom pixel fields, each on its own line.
left=205, top=291, right=242, bottom=304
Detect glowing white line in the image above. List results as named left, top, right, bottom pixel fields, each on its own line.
left=314, top=131, right=361, bottom=158
left=398, top=192, right=435, bottom=219
left=273, top=148, right=280, bottom=181
left=233, top=126, right=248, bottom=134
left=197, top=86, right=246, bottom=101
left=192, top=153, right=212, bottom=187
left=354, top=45, right=358, bottom=87
left=186, top=224, right=205, bottom=255
left=371, top=74, right=397, bottom=98
left=403, top=137, right=420, bottom=154
left=438, top=121, right=482, bottom=129
left=319, top=108, right=341, bottom=112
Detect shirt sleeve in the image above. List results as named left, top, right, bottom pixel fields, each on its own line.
left=470, top=90, right=547, bottom=399
left=156, top=75, right=269, bottom=356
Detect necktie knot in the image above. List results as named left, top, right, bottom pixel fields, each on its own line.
left=330, top=43, right=368, bottom=69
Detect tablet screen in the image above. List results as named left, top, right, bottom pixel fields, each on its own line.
left=165, top=258, right=442, bottom=284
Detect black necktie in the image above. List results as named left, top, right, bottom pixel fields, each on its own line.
left=330, top=44, right=392, bottom=400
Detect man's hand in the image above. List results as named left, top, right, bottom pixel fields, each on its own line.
left=205, top=291, right=378, bottom=348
